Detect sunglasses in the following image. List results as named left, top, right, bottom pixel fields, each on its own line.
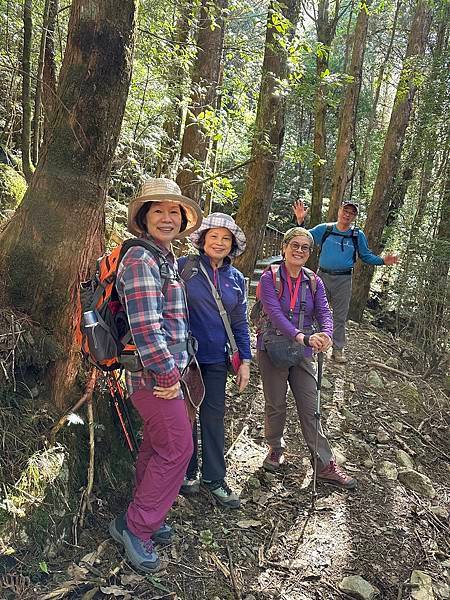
left=288, top=242, right=311, bottom=252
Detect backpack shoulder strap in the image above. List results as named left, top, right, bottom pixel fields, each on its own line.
left=350, top=226, right=360, bottom=261
left=319, top=224, right=334, bottom=255
left=269, top=263, right=283, bottom=298
left=118, top=238, right=171, bottom=295
left=180, top=254, right=200, bottom=282
left=301, top=267, right=317, bottom=296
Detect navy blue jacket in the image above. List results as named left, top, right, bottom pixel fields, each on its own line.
left=178, top=253, right=252, bottom=365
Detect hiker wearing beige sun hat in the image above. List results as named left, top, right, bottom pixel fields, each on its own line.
left=109, top=178, right=203, bottom=574
left=128, top=177, right=203, bottom=239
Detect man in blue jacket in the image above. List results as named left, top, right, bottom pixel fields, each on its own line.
left=293, top=199, right=398, bottom=363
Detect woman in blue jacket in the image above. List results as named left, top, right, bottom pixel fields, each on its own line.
left=178, top=213, right=251, bottom=509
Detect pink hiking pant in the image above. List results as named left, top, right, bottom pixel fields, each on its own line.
left=126, top=387, right=193, bottom=541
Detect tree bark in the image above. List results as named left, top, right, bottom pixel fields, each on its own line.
left=32, top=0, right=52, bottom=165
left=21, top=0, right=34, bottom=182
left=328, top=3, right=369, bottom=219
left=309, top=0, right=340, bottom=227
left=156, top=0, right=195, bottom=178
left=234, top=0, right=301, bottom=277
left=349, top=0, right=432, bottom=321
left=176, top=0, right=227, bottom=204
left=358, top=0, right=401, bottom=192
left=42, top=0, right=59, bottom=143
left=0, top=0, right=137, bottom=409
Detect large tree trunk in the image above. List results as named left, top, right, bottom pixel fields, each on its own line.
left=176, top=0, right=227, bottom=204
left=21, top=0, right=34, bottom=182
left=349, top=0, right=431, bottom=322
left=0, top=0, right=137, bottom=409
left=309, top=0, right=340, bottom=227
left=234, top=0, right=300, bottom=277
left=327, top=3, right=369, bottom=219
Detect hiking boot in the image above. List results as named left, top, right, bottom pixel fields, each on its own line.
left=317, top=460, right=357, bottom=490
left=152, top=522, right=173, bottom=546
left=201, top=479, right=241, bottom=509
left=180, top=477, right=200, bottom=496
left=332, top=348, right=347, bottom=364
left=110, top=512, right=171, bottom=549
left=263, top=447, right=285, bottom=472
left=122, top=528, right=160, bottom=573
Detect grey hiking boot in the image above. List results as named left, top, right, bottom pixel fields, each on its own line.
left=122, top=528, right=160, bottom=573
left=110, top=512, right=173, bottom=547
left=332, top=348, right=347, bottom=364
left=201, top=479, right=241, bottom=509
left=317, top=460, right=357, bottom=490
left=263, top=447, right=285, bottom=472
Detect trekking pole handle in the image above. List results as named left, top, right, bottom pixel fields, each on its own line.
left=317, top=352, right=324, bottom=391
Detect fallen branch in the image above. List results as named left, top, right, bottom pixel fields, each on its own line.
left=398, top=417, right=450, bottom=462
left=368, top=360, right=421, bottom=379
left=225, top=425, right=249, bottom=458
left=49, top=369, right=97, bottom=443
left=226, top=544, right=241, bottom=600
left=79, top=393, right=95, bottom=528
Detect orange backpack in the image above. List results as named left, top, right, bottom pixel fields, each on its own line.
left=78, top=239, right=170, bottom=372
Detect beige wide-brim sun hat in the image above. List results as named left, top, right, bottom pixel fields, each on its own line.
left=128, top=178, right=203, bottom=239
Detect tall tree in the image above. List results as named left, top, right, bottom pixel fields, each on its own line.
left=21, top=0, right=34, bottom=182
left=32, top=0, right=52, bottom=164
left=327, top=1, right=370, bottom=219
left=156, top=0, right=194, bottom=178
left=176, top=0, right=227, bottom=204
left=349, top=0, right=432, bottom=321
left=0, top=0, right=137, bottom=408
left=309, top=0, right=340, bottom=227
left=234, top=0, right=301, bottom=277
left=42, top=0, right=59, bottom=141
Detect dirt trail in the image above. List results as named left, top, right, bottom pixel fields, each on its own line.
left=2, top=322, right=449, bottom=600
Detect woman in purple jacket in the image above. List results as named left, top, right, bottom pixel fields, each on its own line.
left=258, top=227, right=357, bottom=489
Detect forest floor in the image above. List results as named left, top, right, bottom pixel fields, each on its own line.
left=1, top=320, right=449, bottom=600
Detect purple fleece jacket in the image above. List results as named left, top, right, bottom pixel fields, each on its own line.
left=257, top=263, right=333, bottom=358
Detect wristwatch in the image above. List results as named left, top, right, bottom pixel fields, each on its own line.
left=241, top=359, right=252, bottom=364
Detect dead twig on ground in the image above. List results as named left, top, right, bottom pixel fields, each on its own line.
left=49, top=369, right=97, bottom=443
left=226, top=544, right=241, bottom=600
left=398, top=417, right=450, bottom=461
left=225, top=425, right=249, bottom=458
left=368, top=360, right=421, bottom=379
left=79, top=393, right=95, bottom=528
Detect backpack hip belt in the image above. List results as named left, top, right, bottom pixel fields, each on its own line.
left=318, top=267, right=353, bottom=275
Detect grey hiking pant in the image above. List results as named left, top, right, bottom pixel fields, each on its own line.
left=257, top=350, right=333, bottom=469
left=318, top=271, right=352, bottom=350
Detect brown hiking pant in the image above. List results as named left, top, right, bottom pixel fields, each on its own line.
left=257, top=350, right=333, bottom=468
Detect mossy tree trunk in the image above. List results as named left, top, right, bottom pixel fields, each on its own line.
left=234, top=0, right=301, bottom=277
left=0, top=0, right=137, bottom=409
left=349, top=0, right=431, bottom=321
left=327, top=3, right=369, bottom=220
left=176, top=0, right=227, bottom=205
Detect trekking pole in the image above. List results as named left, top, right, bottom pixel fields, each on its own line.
left=106, top=374, right=139, bottom=460
left=312, top=351, right=324, bottom=508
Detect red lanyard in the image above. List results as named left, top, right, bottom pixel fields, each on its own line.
left=213, top=267, right=218, bottom=289
left=285, top=269, right=302, bottom=319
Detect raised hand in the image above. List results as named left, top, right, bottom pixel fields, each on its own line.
left=292, top=199, right=308, bottom=225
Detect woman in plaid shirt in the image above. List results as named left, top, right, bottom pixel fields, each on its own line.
left=109, top=178, right=202, bottom=573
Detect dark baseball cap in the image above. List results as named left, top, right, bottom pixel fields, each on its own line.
left=341, top=200, right=359, bottom=213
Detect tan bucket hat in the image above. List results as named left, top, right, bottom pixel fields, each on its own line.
left=128, top=178, right=203, bottom=239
